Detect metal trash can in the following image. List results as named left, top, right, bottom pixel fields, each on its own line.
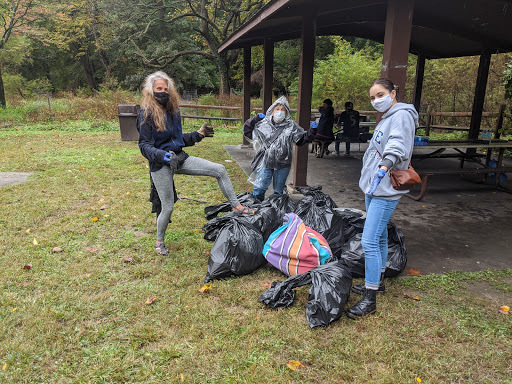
left=118, top=104, right=140, bottom=141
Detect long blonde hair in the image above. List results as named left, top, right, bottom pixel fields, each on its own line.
left=141, top=71, right=181, bottom=132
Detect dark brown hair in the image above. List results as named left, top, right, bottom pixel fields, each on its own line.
left=370, top=78, right=398, bottom=99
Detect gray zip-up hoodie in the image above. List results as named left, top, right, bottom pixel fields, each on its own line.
left=359, top=102, right=418, bottom=199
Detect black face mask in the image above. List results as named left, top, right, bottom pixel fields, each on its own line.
left=154, top=91, right=169, bottom=106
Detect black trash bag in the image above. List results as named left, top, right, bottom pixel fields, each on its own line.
left=202, top=213, right=236, bottom=242
left=339, top=233, right=366, bottom=278
left=306, top=261, right=353, bottom=328
left=259, top=194, right=297, bottom=218
left=204, top=192, right=260, bottom=220
left=319, top=213, right=345, bottom=259
left=384, top=219, right=408, bottom=277
left=338, top=220, right=408, bottom=278
left=205, top=217, right=265, bottom=282
left=339, top=210, right=365, bottom=241
left=203, top=206, right=280, bottom=243
left=295, top=185, right=338, bottom=210
left=258, top=272, right=313, bottom=309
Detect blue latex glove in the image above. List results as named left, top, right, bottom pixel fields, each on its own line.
left=310, top=121, right=318, bottom=129
left=368, top=168, right=387, bottom=196
left=257, top=113, right=265, bottom=119
left=163, top=152, right=173, bottom=163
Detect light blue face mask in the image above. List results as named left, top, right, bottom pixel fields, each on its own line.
left=371, top=94, right=394, bottom=112
left=273, top=110, right=286, bottom=123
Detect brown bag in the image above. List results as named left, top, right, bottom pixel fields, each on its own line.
left=389, top=165, right=422, bottom=190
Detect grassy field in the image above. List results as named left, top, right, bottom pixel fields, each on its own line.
left=0, top=115, right=511, bottom=383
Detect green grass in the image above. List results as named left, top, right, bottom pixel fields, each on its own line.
left=0, top=121, right=511, bottom=383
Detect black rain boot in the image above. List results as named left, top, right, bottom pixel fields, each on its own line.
left=346, top=288, right=377, bottom=319
left=352, top=272, right=385, bottom=295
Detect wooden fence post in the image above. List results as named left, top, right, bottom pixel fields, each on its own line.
left=425, top=104, right=433, bottom=136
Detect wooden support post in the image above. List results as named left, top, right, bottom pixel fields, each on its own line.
left=292, top=13, right=317, bottom=188
left=262, top=39, right=274, bottom=113
left=380, top=0, right=414, bottom=102
left=468, top=52, right=491, bottom=141
left=242, top=47, right=251, bottom=146
left=425, top=104, right=433, bottom=136
left=413, top=54, right=425, bottom=113
left=494, top=104, right=506, bottom=139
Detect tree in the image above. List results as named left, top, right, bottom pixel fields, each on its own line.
left=0, top=0, right=46, bottom=106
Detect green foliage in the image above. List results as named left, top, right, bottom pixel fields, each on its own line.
left=505, top=61, right=512, bottom=100
left=305, top=38, right=381, bottom=110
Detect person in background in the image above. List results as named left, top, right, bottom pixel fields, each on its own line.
left=243, top=96, right=316, bottom=202
left=313, top=98, right=335, bottom=156
left=346, top=78, right=418, bottom=319
left=335, top=101, right=360, bottom=156
left=137, top=71, right=253, bottom=255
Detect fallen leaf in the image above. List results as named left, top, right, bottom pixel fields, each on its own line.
left=499, top=305, right=510, bottom=312
left=91, top=217, right=99, bottom=222
left=287, top=360, right=305, bottom=370
left=12, top=308, right=17, bottom=312
left=25, top=228, right=31, bottom=233
left=262, top=282, right=272, bottom=288
left=2, top=363, right=5, bottom=370
left=124, top=256, right=133, bottom=263
left=499, top=309, right=509, bottom=315
left=52, top=247, right=63, bottom=253
left=86, top=247, right=98, bottom=253
left=416, top=379, right=422, bottom=383
left=99, top=198, right=105, bottom=202
left=21, top=282, right=31, bottom=287
left=145, top=296, right=157, bottom=305
left=405, top=268, right=421, bottom=277
left=199, top=283, right=212, bottom=294
left=402, top=292, right=421, bottom=301
left=32, top=238, right=38, bottom=245
left=100, top=205, right=107, bottom=210
left=180, top=373, right=185, bottom=382
left=22, top=264, right=32, bottom=270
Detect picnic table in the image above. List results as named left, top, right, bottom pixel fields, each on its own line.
left=409, top=139, right=512, bottom=200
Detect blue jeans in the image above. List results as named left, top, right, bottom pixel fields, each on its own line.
left=362, top=194, right=400, bottom=290
left=335, top=133, right=355, bottom=153
left=253, top=167, right=290, bottom=202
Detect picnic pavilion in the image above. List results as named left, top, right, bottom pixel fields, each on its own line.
left=218, top=0, right=512, bottom=189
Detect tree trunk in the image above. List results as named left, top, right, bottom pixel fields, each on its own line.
left=218, top=54, right=230, bottom=95
left=0, top=62, right=6, bottom=108
left=80, top=51, right=98, bottom=90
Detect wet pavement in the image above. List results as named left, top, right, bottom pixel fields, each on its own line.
left=224, top=144, right=512, bottom=276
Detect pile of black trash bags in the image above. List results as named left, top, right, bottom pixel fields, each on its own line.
left=202, top=186, right=407, bottom=327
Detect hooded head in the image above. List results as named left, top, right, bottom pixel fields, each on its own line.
left=345, top=101, right=353, bottom=111
left=266, top=96, right=292, bottom=124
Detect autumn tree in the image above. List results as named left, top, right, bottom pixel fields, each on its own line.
left=0, top=0, right=47, bottom=106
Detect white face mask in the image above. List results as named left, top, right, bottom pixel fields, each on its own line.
left=273, top=110, right=286, bottom=123
left=371, top=93, right=394, bottom=113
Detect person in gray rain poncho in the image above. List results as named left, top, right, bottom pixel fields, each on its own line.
left=243, top=96, right=317, bottom=201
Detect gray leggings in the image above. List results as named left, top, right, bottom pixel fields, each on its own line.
left=151, top=156, right=241, bottom=242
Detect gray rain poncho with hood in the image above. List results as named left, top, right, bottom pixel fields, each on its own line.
left=247, top=96, right=313, bottom=185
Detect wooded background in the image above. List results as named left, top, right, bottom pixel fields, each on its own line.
left=2, top=0, right=512, bottom=113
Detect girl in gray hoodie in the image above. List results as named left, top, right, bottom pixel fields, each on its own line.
left=347, top=78, right=418, bottom=319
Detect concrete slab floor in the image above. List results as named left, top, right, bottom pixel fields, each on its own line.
left=224, top=144, right=512, bottom=276
left=0, top=172, right=32, bottom=187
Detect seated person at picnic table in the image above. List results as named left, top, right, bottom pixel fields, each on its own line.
left=243, top=96, right=316, bottom=202
left=313, top=98, right=335, bottom=156
left=335, top=101, right=360, bottom=156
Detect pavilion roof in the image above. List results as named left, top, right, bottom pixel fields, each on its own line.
left=218, top=0, right=512, bottom=59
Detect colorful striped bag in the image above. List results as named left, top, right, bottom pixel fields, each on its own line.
left=263, top=213, right=332, bottom=276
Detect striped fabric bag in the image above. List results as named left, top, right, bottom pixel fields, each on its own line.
left=263, top=213, right=332, bottom=276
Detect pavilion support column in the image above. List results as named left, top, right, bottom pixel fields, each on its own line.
left=380, top=0, right=414, bottom=104
left=468, top=52, right=491, bottom=141
left=242, top=47, right=251, bottom=146
left=262, top=39, right=274, bottom=112
left=292, top=13, right=316, bottom=188
left=413, top=53, right=425, bottom=113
